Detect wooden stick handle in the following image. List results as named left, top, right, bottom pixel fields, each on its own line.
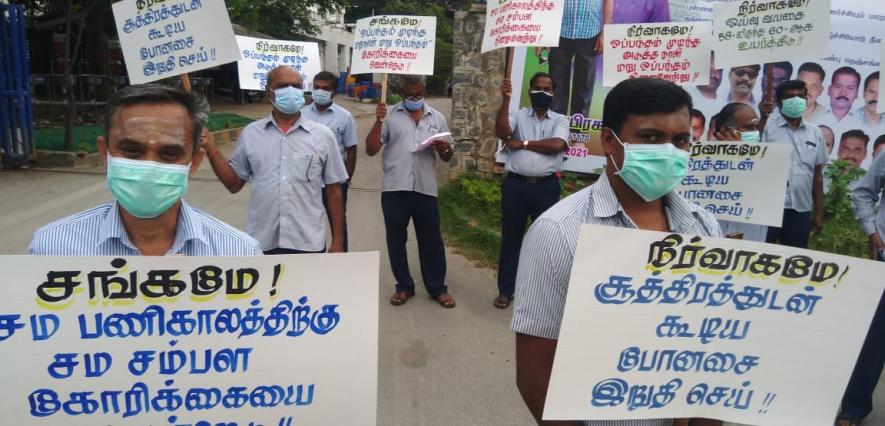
left=181, top=73, right=192, bottom=93
left=504, top=47, right=514, bottom=78
left=380, top=73, right=388, bottom=104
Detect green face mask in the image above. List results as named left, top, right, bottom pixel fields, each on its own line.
left=610, top=132, right=690, bottom=202
left=107, top=155, right=190, bottom=218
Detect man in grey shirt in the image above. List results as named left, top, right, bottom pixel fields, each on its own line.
left=366, top=75, right=456, bottom=308
left=512, top=78, right=722, bottom=426
left=202, top=65, right=348, bottom=254
left=493, top=72, right=569, bottom=309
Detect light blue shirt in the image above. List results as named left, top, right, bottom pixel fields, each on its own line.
left=300, top=102, right=359, bottom=159
left=380, top=102, right=451, bottom=197
left=27, top=201, right=262, bottom=256
left=853, top=153, right=885, bottom=258
left=762, top=113, right=828, bottom=213
left=561, top=0, right=603, bottom=39
left=505, top=107, right=570, bottom=177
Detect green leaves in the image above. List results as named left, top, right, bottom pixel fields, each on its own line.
left=809, top=159, right=868, bottom=258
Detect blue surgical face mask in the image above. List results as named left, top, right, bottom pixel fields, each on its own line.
left=781, top=96, right=807, bottom=119
left=404, top=97, right=425, bottom=111
left=272, top=86, right=305, bottom=114
left=312, top=89, right=333, bottom=107
left=740, top=130, right=761, bottom=142
left=609, top=131, right=690, bottom=202
left=107, top=155, right=190, bottom=218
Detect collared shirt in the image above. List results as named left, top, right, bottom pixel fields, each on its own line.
left=510, top=173, right=719, bottom=426
left=27, top=201, right=262, bottom=255
left=825, top=104, right=864, bottom=124
left=853, top=153, right=885, bottom=258
left=300, top=102, right=359, bottom=159
left=380, top=102, right=451, bottom=197
left=803, top=101, right=829, bottom=125
left=505, top=107, right=570, bottom=177
left=230, top=114, right=348, bottom=251
left=855, top=106, right=885, bottom=137
left=611, top=0, right=671, bottom=24
left=762, top=113, right=828, bottom=213
left=561, top=0, right=603, bottom=40
left=727, top=91, right=755, bottom=105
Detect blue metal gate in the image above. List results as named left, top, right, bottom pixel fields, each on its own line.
left=0, top=4, right=34, bottom=168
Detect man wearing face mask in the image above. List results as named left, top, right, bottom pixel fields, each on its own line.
left=202, top=65, right=348, bottom=255
left=511, top=78, right=721, bottom=426
left=366, top=75, right=456, bottom=309
left=301, top=71, right=358, bottom=252
left=27, top=84, right=261, bottom=256
left=493, top=72, right=569, bottom=309
left=762, top=80, right=827, bottom=248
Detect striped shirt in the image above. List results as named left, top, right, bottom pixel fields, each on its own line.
left=561, top=0, right=603, bottom=40
left=504, top=107, right=570, bottom=177
left=27, top=201, right=262, bottom=256
left=511, top=173, right=721, bottom=426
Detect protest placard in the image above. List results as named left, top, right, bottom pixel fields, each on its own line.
left=678, top=142, right=790, bottom=227
left=480, top=0, right=564, bottom=53
left=602, top=22, right=711, bottom=87
left=235, top=36, right=321, bottom=91
left=712, top=0, right=830, bottom=69
left=544, top=225, right=885, bottom=425
left=112, top=0, right=241, bottom=85
left=351, top=15, right=436, bottom=75
left=0, top=253, right=379, bottom=425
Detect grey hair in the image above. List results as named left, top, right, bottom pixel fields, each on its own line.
left=104, top=83, right=210, bottom=155
left=397, top=74, right=426, bottom=91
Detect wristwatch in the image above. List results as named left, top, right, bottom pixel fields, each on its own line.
left=523, top=140, right=530, bottom=148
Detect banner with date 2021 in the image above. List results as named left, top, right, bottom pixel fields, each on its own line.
left=0, top=253, right=380, bottom=426
left=543, top=225, right=885, bottom=425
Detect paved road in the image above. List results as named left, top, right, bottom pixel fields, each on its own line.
left=3, top=96, right=884, bottom=425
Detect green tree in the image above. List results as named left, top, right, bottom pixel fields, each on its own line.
left=810, top=159, right=868, bottom=258
left=226, top=0, right=349, bottom=40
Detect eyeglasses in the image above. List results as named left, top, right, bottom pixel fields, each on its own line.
left=733, top=70, right=758, bottom=78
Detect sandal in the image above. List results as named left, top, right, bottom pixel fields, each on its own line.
left=389, top=291, right=413, bottom=306
left=836, top=418, right=859, bottom=426
left=494, top=295, right=512, bottom=309
left=434, top=293, right=456, bottom=308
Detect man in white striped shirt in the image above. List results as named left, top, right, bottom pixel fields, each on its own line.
left=28, top=84, right=261, bottom=256
left=511, top=78, right=722, bottom=426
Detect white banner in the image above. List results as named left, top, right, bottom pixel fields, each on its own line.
left=603, top=22, right=712, bottom=87
left=879, top=42, right=885, bottom=114
left=544, top=225, right=884, bottom=425
left=712, top=0, right=831, bottom=68
left=351, top=15, right=436, bottom=75
left=235, top=36, right=322, bottom=91
left=480, top=0, right=564, bottom=53
left=112, top=0, right=241, bottom=84
left=0, top=253, right=379, bottom=425
left=679, top=142, right=791, bottom=227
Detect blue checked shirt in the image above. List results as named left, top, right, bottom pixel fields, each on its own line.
left=27, top=201, right=262, bottom=256
left=561, top=0, right=603, bottom=40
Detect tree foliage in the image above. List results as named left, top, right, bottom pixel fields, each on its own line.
left=226, top=0, right=349, bottom=40
left=809, top=159, right=868, bottom=258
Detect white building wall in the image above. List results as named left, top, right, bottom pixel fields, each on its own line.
left=311, top=8, right=354, bottom=74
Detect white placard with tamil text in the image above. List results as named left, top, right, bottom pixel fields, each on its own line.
left=351, top=15, right=436, bottom=75
left=603, top=22, right=712, bottom=87
left=112, top=0, right=242, bottom=84
left=544, top=225, right=884, bottom=425
left=236, top=36, right=322, bottom=91
left=678, top=142, right=790, bottom=227
left=712, top=0, right=830, bottom=68
left=480, top=0, right=564, bottom=53
left=0, top=253, right=379, bottom=425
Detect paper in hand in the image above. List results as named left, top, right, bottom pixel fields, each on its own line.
left=413, top=132, right=452, bottom=152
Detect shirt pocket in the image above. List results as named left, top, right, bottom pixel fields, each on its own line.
left=797, top=140, right=819, bottom=171
left=290, top=154, right=316, bottom=183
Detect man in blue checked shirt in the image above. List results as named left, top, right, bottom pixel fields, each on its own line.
left=28, top=84, right=262, bottom=256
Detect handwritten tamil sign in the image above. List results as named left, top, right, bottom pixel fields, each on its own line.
left=351, top=15, right=436, bottom=75
left=603, top=22, right=711, bottom=87
left=236, top=36, right=322, bottom=91
left=112, top=0, right=241, bottom=84
left=0, top=253, right=379, bottom=425
left=480, top=0, right=564, bottom=53
left=544, top=225, right=884, bottom=425
left=712, top=0, right=830, bottom=69
left=678, top=142, right=790, bottom=227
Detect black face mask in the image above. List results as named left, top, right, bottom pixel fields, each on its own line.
left=530, top=90, right=553, bottom=110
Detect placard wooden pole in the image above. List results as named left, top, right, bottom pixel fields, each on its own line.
left=380, top=73, right=388, bottom=104
left=504, top=47, right=514, bottom=78
left=764, top=64, right=774, bottom=101
left=181, top=73, right=193, bottom=93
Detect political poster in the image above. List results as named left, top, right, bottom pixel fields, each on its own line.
left=602, top=22, right=712, bottom=87
left=679, top=142, right=791, bottom=227
left=879, top=42, right=885, bottom=114
left=480, top=0, right=564, bottom=53
left=235, top=36, right=322, bottom=91
left=111, top=0, right=241, bottom=85
left=0, top=253, right=380, bottom=425
left=351, top=15, right=436, bottom=76
left=544, top=225, right=885, bottom=425
left=712, top=0, right=830, bottom=69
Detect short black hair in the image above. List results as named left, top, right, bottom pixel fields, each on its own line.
left=798, top=62, right=825, bottom=81
left=603, top=78, right=693, bottom=134
left=730, top=64, right=761, bottom=73
left=765, top=61, right=794, bottom=77
left=529, top=72, right=555, bottom=90
left=105, top=83, right=209, bottom=155
left=865, top=71, right=880, bottom=91
left=716, top=102, right=754, bottom=132
left=690, top=108, right=706, bottom=127
left=832, top=66, right=861, bottom=86
left=818, top=124, right=834, bottom=136
left=875, top=134, right=885, bottom=149
left=841, top=129, right=870, bottom=146
left=313, top=71, right=339, bottom=87
left=775, top=79, right=807, bottom=101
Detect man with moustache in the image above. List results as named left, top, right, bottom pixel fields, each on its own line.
left=838, top=130, right=870, bottom=170
left=827, top=66, right=864, bottom=125
left=727, top=64, right=760, bottom=105
left=857, top=72, right=885, bottom=136
left=798, top=62, right=828, bottom=124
